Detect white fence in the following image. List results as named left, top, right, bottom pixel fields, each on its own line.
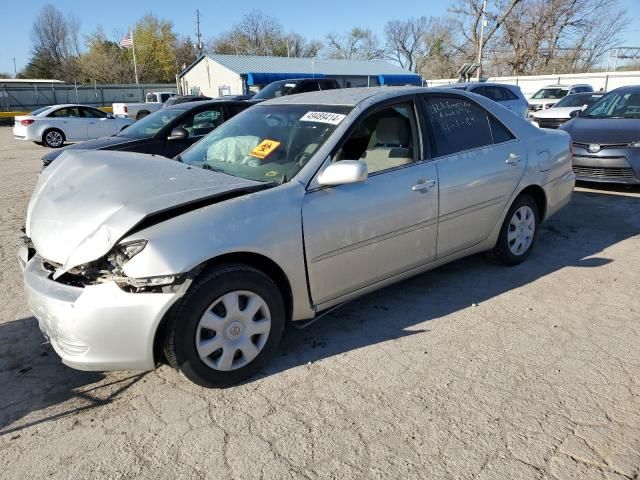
left=424, top=71, right=640, bottom=98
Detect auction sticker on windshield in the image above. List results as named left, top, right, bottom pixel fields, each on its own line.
left=250, top=139, right=281, bottom=159
left=300, top=111, right=346, bottom=125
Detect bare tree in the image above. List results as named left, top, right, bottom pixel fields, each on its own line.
left=326, top=28, right=385, bottom=60
left=384, top=17, right=429, bottom=71
left=210, top=10, right=320, bottom=58
left=30, top=4, right=80, bottom=80
left=449, top=0, right=522, bottom=77
left=419, top=17, right=466, bottom=79
left=497, top=0, right=629, bottom=75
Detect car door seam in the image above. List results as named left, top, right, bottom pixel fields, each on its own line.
left=437, top=195, right=505, bottom=223
left=310, top=217, right=438, bottom=263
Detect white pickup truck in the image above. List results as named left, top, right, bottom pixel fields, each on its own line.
left=113, top=91, right=176, bottom=120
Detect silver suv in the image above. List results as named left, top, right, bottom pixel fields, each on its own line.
left=528, top=84, right=594, bottom=114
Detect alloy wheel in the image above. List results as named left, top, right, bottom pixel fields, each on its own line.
left=45, top=131, right=63, bottom=147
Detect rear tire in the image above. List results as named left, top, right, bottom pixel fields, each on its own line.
left=489, top=194, right=539, bottom=266
left=164, top=264, right=285, bottom=388
left=42, top=129, right=65, bottom=148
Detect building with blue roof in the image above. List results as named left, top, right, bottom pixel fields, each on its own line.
left=177, top=53, right=422, bottom=97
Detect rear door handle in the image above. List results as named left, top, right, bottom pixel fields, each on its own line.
left=505, top=153, right=521, bottom=166
left=412, top=179, right=436, bottom=192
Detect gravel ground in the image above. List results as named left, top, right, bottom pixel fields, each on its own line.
left=0, top=126, right=639, bottom=480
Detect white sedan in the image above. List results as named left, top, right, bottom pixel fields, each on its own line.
left=13, top=104, right=134, bottom=148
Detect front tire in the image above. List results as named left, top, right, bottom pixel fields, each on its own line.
left=42, top=129, right=65, bottom=148
left=164, top=264, right=285, bottom=388
left=490, top=194, right=539, bottom=266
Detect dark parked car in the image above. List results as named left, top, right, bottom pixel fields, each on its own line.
left=442, top=82, right=528, bottom=118
left=42, top=100, right=250, bottom=167
left=250, top=78, right=340, bottom=102
left=560, top=85, right=640, bottom=184
left=162, top=95, right=212, bottom=108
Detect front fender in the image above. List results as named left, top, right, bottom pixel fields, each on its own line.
left=121, top=181, right=314, bottom=320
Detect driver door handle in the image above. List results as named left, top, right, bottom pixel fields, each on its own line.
left=412, top=179, right=436, bottom=192
left=505, top=153, right=521, bottom=166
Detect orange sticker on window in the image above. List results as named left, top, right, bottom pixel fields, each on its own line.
left=249, top=139, right=281, bottom=159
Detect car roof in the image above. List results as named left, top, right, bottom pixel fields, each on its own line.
left=610, top=85, right=640, bottom=93
left=540, top=84, right=590, bottom=88
left=163, top=99, right=249, bottom=111
left=442, top=82, right=519, bottom=89
left=263, top=86, right=440, bottom=107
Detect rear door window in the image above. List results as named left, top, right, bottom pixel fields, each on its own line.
left=422, top=96, right=494, bottom=157
left=178, top=106, right=224, bottom=137
left=80, top=107, right=107, bottom=118
left=319, top=80, right=338, bottom=90
left=295, top=81, right=321, bottom=94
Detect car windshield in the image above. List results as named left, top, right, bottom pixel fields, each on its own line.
left=554, top=94, right=600, bottom=108
left=532, top=88, right=569, bottom=100
left=30, top=107, right=50, bottom=116
left=252, top=81, right=298, bottom=100
left=179, top=104, right=352, bottom=183
left=582, top=91, right=640, bottom=119
left=117, top=108, right=184, bottom=139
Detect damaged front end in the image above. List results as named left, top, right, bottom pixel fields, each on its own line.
left=38, top=240, right=188, bottom=293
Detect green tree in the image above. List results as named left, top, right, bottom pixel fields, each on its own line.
left=79, top=29, right=133, bottom=83
left=131, top=14, right=178, bottom=83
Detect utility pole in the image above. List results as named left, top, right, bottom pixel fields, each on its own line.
left=12, top=58, right=17, bottom=78
left=195, top=10, right=204, bottom=56
left=476, top=0, right=488, bottom=81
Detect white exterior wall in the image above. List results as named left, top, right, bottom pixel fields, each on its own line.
left=179, top=58, right=244, bottom=98
left=425, top=70, right=640, bottom=99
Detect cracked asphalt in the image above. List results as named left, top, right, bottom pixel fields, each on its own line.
left=0, top=127, right=639, bottom=479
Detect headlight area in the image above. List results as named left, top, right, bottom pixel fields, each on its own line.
left=52, top=240, right=184, bottom=293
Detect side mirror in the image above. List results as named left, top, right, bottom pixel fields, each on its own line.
left=168, top=127, right=189, bottom=141
left=317, top=160, right=368, bottom=187
left=107, top=113, right=115, bottom=119
left=569, top=110, right=581, bottom=118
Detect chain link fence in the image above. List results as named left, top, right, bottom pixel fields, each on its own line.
left=0, top=83, right=176, bottom=112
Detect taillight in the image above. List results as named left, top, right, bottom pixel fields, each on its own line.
left=20, top=119, right=34, bottom=126
left=124, top=106, right=128, bottom=113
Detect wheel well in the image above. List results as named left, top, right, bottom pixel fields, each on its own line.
left=518, top=185, right=547, bottom=220
left=152, top=252, right=294, bottom=365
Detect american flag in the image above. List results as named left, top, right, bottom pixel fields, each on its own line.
left=119, top=31, right=133, bottom=49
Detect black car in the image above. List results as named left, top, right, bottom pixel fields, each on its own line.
left=43, top=100, right=250, bottom=167
left=162, top=95, right=212, bottom=108
left=250, top=78, right=340, bottom=102
left=560, top=85, right=640, bottom=185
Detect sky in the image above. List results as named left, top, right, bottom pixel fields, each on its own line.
left=1, top=0, right=639, bottom=75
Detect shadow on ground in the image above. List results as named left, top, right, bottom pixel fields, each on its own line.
left=1, top=188, right=639, bottom=431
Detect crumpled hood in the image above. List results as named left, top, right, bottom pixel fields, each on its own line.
left=26, top=150, right=262, bottom=274
left=560, top=118, right=640, bottom=144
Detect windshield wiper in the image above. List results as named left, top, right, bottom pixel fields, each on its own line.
left=201, top=163, right=225, bottom=173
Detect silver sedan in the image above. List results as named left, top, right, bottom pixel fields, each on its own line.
left=20, top=87, right=575, bottom=387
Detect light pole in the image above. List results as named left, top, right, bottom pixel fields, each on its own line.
left=476, top=0, right=488, bottom=81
